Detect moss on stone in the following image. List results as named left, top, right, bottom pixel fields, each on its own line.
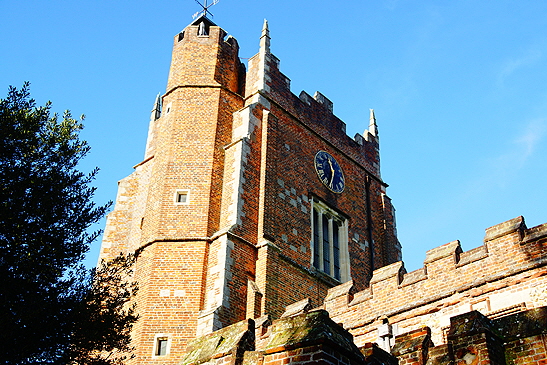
left=180, top=319, right=254, bottom=365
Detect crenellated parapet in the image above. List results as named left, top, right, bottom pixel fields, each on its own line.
left=321, top=216, right=547, bottom=347
left=244, top=21, right=382, bottom=180
left=178, top=295, right=547, bottom=365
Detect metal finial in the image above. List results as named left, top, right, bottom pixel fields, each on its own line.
left=192, top=0, right=220, bottom=19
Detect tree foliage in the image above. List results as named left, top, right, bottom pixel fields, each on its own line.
left=68, top=254, right=138, bottom=364
left=0, top=83, right=137, bottom=364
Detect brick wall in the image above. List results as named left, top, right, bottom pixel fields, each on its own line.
left=130, top=240, right=208, bottom=363
left=247, top=26, right=401, bottom=315
left=323, top=216, right=547, bottom=349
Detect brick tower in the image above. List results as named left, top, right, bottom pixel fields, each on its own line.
left=99, top=16, right=401, bottom=364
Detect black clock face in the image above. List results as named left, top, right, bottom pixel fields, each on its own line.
left=314, top=151, right=345, bottom=193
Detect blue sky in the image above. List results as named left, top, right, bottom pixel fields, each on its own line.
left=1, top=0, right=546, bottom=272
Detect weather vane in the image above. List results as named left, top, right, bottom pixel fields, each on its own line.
left=192, top=0, right=220, bottom=19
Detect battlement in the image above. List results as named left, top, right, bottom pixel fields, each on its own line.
left=166, top=16, right=245, bottom=95
left=243, top=22, right=381, bottom=179
left=265, top=72, right=380, bottom=176
left=318, top=216, right=547, bottom=346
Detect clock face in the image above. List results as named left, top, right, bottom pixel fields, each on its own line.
left=314, top=151, right=345, bottom=193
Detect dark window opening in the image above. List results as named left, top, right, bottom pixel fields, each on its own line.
left=313, top=209, right=320, bottom=269
left=311, top=201, right=347, bottom=281
left=322, top=214, right=330, bottom=275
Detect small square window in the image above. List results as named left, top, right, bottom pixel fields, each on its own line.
left=177, top=192, right=187, bottom=203
left=152, top=334, right=171, bottom=358
left=175, top=190, right=190, bottom=205
left=156, top=337, right=168, bottom=356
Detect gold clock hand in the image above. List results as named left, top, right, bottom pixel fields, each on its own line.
left=327, top=159, right=335, bottom=187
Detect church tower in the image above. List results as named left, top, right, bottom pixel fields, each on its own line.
left=99, top=16, right=401, bottom=364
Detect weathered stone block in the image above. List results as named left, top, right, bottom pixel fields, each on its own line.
left=181, top=319, right=254, bottom=365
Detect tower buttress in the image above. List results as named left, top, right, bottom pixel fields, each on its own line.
left=246, top=19, right=278, bottom=97
left=102, top=16, right=246, bottom=365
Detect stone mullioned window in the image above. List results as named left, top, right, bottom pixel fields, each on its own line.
left=311, top=199, right=350, bottom=282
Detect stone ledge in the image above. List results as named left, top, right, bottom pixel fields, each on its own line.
left=325, top=280, right=354, bottom=302
left=447, top=310, right=500, bottom=339
left=424, top=240, right=461, bottom=264
left=263, top=310, right=364, bottom=363
left=484, top=216, right=525, bottom=242
left=457, top=245, right=488, bottom=267
left=523, top=222, right=547, bottom=244
left=281, top=298, right=311, bottom=318
left=359, top=343, right=398, bottom=365
left=391, top=327, right=431, bottom=357
left=349, top=288, right=372, bottom=306
left=370, top=261, right=405, bottom=285
left=400, top=268, right=427, bottom=287
left=181, top=318, right=254, bottom=365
